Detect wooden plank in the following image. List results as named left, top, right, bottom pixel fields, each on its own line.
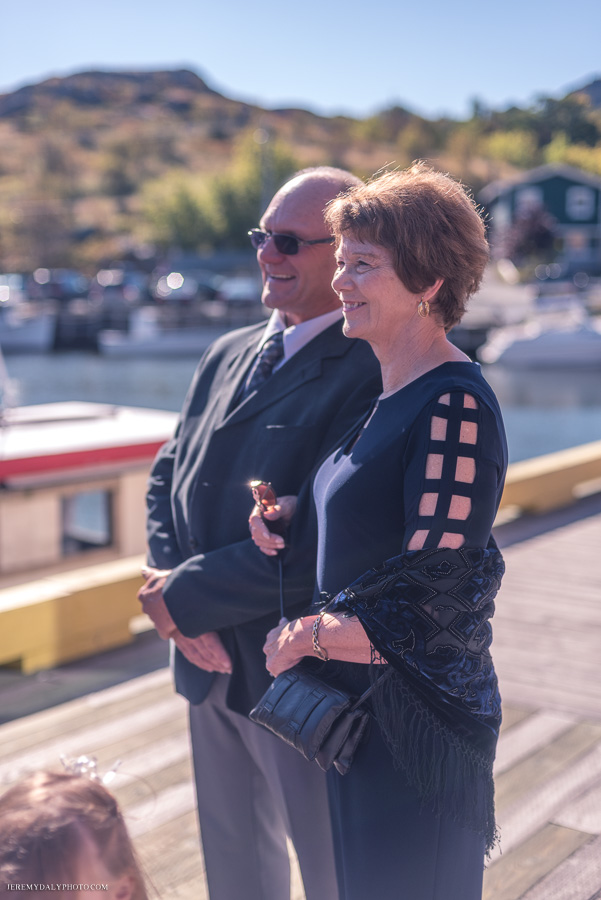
left=126, top=780, right=196, bottom=838
left=136, top=808, right=200, bottom=858
left=554, top=776, right=601, bottom=834
left=520, top=833, right=601, bottom=900
left=494, top=631, right=601, bottom=663
left=497, top=674, right=601, bottom=721
left=495, top=724, right=601, bottom=811
left=483, top=823, right=591, bottom=900
left=87, top=714, right=188, bottom=776
left=495, top=711, right=577, bottom=776
left=94, top=731, right=191, bottom=793
left=136, top=811, right=207, bottom=899
left=0, top=510, right=599, bottom=899
left=492, top=741, right=601, bottom=860
left=499, top=705, right=532, bottom=734
left=0, top=668, right=174, bottom=755
left=136, top=813, right=305, bottom=900
left=0, top=695, right=185, bottom=786
left=115, top=757, right=194, bottom=811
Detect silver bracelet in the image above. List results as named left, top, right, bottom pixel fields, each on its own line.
left=312, top=610, right=329, bottom=661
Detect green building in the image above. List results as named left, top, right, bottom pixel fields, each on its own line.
left=480, top=164, right=601, bottom=275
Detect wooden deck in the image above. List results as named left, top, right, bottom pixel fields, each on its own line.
left=1, top=499, right=600, bottom=899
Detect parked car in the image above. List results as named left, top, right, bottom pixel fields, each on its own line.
left=149, top=269, right=221, bottom=305
left=28, top=268, right=90, bottom=302
left=88, top=269, right=150, bottom=306
left=215, top=275, right=262, bottom=307
left=0, top=273, right=28, bottom=305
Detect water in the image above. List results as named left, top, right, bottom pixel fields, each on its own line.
left=3, top=352, right=601, bottom=463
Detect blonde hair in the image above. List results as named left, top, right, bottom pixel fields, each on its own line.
left=0, top=771, right=148, bottom=899
left=325, top=163, right=489, bottom=329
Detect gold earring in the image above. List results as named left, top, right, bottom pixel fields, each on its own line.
left=418, top=296, right=429, bottom=318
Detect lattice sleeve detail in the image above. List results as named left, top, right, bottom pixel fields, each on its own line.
left=404, top=391, right=501, bottom=552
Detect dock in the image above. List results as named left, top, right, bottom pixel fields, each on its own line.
left=0, top=495, right=600, bottom=898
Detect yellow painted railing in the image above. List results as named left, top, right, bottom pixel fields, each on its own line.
left=1, top=440, right=601, bottom=673
left=498, top=439, right=601, bottom=516
left=0, top=557, right=145, bottom=673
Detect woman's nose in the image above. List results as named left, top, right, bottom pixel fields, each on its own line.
left=332, top=267, right=351, bottom=293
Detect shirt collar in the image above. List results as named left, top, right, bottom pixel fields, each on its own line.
left=258, top=308, right=343, bottom=363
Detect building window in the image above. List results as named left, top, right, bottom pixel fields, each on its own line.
left=516, top=187, right=543, bottom=211
left=566, top=186, right=595, bottom=221
left=61, top=489, right=113, bottom=556
left=565, top=230, right=589, bottom=251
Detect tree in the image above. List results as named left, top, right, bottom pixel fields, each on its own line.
left=533, top=96, right=599, bottom=148
left=204, top=130, right=299, bottom=248
left=142, top=175, right=216, bottom=251
left=503, top=204, right=559, bottom=266
left=480, top=130, right=538, bottom=168
left=141, top=131, right=299, bottom=252
left=544, top=133, right=601, bottom=177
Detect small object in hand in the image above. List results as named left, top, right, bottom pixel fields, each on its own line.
left=250, top=480, right=287, bottom=538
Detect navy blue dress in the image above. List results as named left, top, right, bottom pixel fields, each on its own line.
left=312, top=362, right=507, bottom=900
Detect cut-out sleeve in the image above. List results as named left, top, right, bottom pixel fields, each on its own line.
left=403, top=391, right=504, bottom=552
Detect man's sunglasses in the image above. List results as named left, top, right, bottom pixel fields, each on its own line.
left=248, top=229, right=334, bottom=256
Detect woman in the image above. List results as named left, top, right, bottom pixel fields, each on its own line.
left=0, top=769, right=148, bottom=899
left=250, top=163, right=507, bottom=900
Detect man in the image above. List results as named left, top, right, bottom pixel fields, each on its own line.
left=138, top=167, right=381, bottom=900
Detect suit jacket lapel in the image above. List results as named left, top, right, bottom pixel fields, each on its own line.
left=220, top=320, right=349, bottom=428
left=214, top=327, right=263, bottom=423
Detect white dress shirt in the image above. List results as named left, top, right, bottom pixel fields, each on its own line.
left=256, top=308, right=343, bottom=371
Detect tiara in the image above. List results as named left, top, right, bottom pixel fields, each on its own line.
left=60, top=754, right=121, bottom=786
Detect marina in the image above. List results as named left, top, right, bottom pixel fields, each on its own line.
left=1, top=275, right=600, bottom=898
left=3, top=347, right=600, bottom=464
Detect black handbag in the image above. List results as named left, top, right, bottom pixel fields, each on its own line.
left=247, top=497, right=386, bottom=775
left=249, top=661, right=379, bottom=775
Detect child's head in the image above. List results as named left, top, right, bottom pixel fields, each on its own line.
left=0, top=771, right=148, bottom=900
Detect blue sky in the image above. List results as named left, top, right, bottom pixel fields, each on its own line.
left=2, top=0, right=600, bottom=120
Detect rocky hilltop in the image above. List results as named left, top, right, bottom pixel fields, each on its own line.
left=0, top=68, right=599, bottom=271
left=0, top=69, right=221, bottom=117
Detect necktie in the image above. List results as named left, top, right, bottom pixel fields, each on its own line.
left=238, top=331, right=285, bottom=403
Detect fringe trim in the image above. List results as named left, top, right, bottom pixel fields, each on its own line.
left=369, top=661, right=500, bottom=856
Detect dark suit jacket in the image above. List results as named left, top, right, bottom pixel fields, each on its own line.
left=146, top=319, right=381, bottom=713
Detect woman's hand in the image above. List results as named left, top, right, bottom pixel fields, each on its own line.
left=263, top=611, right=379, bottom=676
left=249, top=494, right=298, bottom=556
left=263, top=616, right=310, bottom=676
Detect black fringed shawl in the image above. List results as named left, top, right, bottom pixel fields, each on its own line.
left=329, top=544, right=504, bottom=854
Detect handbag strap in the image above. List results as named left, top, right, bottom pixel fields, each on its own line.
left=349, top=667, right=393, bottom=711
left=278, top=557, right=285, bottom=620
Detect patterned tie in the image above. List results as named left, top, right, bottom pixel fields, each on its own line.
left=238, top=331, right=285, bottom=403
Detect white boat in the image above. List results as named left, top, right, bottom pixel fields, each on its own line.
left=478, top=308, right=601, bottom=368
left=0, top=400, right=176, bottom=582
left=0, top=304, right=55, bottom=353
left=97, top=306, right=229, bottom=357
left=0, top=395, right=177, bottom=671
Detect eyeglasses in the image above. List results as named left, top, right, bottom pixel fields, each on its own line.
left=248, top=229, right=334, bottom=256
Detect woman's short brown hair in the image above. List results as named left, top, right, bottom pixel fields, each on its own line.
left=325, top=163, right=489, bottom=329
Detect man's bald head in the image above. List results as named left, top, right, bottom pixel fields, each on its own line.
left=256, top=167, right=362, bottom=325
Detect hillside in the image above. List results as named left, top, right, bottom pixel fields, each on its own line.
left=571, top=77, right=601, bottom=109
left=0, top=68, right=600, bottom=271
